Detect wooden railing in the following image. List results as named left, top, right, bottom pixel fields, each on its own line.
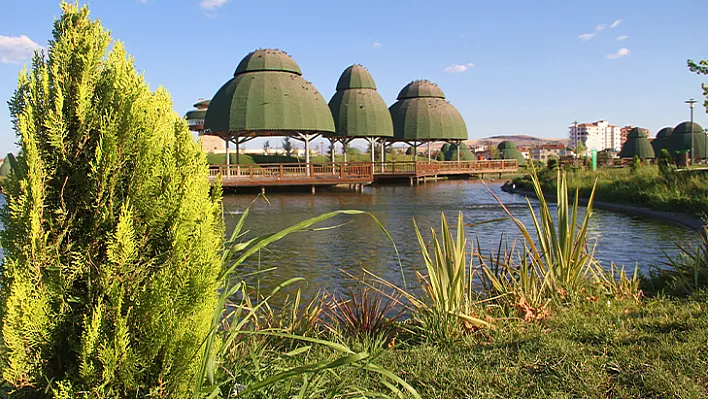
left=209, top=162, right=374, bottom=181
left=373, top=160, right=518, bottom=175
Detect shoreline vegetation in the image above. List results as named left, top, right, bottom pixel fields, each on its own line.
left=511, top=165, right=708, bottom=222
left=1, top=3, right=708, bottom=398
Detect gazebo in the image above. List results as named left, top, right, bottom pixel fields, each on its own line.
left=497, top=140, right=526, bottom=165
left=328, top=65, right=393, bottom=163
left=651, top=127, right=673, bottom=156
left=619, top=127, right=655, bottom=159
left=388, top=80, right=468, bottom=161
left=204, top=49, right=335, bottom=168
left=665, top=121, right=707, bottom=161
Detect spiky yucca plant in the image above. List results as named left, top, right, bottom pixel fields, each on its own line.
left=0, top=3, right=222, bottom=397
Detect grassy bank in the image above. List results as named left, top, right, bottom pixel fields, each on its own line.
left=513, top=166, right=708, bottom=217
left=229, top=292, right=708, bottom=398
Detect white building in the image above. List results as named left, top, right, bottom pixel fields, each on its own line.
left=569, top=120, right=623, bottom=155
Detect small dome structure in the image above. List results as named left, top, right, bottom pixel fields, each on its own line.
left=619, top=127, right=655, bottom=159
left=441, top=143, right=474, bottom=161
left=205, top=49, right=334, bottom=136
left=651, top=127, right=673, bottom=155
left=328, top=65, right=393, bottom=139
left=389, top=80, right=468, bottom=142
left=497, top=141, right=526, bottom=165
left=665, top=121, right=706, bottom=159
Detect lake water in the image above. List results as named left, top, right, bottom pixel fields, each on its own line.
left=0, top=182, right=698, bottom=297
left=222, top=180, right=699, bottom=295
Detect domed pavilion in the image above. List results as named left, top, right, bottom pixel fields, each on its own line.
left=328, top=65, right=393, bottom=162
left=497, top=141, right=526, bottom=165
left=204, top=49, right=335, bottom=166
left=619, top=127, right=655, bottom=159
left=665, top=121, right=707, bottom=161
left=389, top=80, right=468, bottom=161
left=651, top=127, right=673, bottom=156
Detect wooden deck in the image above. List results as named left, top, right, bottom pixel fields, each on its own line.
left=209, top=160, right=519, bottom=188
left=209, top=162, right=373, bottom=187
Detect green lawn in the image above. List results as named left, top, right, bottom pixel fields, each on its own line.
left=225, top=292, right=708, bottom=398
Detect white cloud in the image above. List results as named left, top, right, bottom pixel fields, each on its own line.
left=595, top=24, right=608, bottom=31
left=0, top=35, right=42, bottom=64
left=606, top=47, right=630, bottom=59
left=200, top=0, right=227, bottom=10
left=594, top=19, right=622, bottom=32
left=372, top=42, right=382, bottom=48
left=617, top=35, right=628, bottom=41
left=444, top=63, right=475, bottom=73
left=579, top=33, right=596, bottom=41
left=610, top=19, right=622, bottom=28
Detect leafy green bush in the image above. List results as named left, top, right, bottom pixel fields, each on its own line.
left=0, top=4, right=223, bottom=397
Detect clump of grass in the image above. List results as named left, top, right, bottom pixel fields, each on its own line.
left=324, top=286, right=403, bottom=349
left=650, top=226, right=708, bottom=296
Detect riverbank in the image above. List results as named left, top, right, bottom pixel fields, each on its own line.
left=511, top=166, right=707, bottom=231
left=508, top=186, right=705, bottom=232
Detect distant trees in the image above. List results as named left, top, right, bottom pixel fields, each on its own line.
left=1, top=3, right=222, bottom=396
left=576, top=142, right=586, bottom=158
left=487, top=145, right=499, bottom=159
left=282, top=137, right=294, bottom=157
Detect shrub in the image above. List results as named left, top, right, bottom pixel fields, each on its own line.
left=0, top=4, right=223, bottom=397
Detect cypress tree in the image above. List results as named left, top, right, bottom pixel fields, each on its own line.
left=1, top=2, right=223, bottom=397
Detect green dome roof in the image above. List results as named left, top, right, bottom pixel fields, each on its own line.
left=185, top=109, right=206, bottom=120
left=441, top=143, right=474, bottom=161
left=627, top=127, right=649, bottom=139
left=329, top=65, right=393, bottom=138
left=497, top=140, right=517, bottom=150
left=651, top=127, right=673, bottom=154
left=397, top=80, right=446, bottom=100
left=390, top=80, right=467, bottom=142
left=496, top=141, right=525, bottom=165
left=665, top=121, right=707, bottom=158
left=193, top=99, right=210, bottom=108
left=655, top=127, right=673, bottom=139
left=205, top=49, right=334, bottom=135
left=234, top=49, right=302, bottom=76
left=620, top=127, right=655, bottom=159
left=336, top=65, right=376, bottom=90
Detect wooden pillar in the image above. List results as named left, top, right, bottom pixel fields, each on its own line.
left=413, top=143, right=418, bottom=162
left=311, top=185, right=316, bottom=195
left=427, top=141, right=431, bottom=163
left=457, top=141, right=461, bottom=162
left=235, top=134, right=240, bottom=164
left=225, top=135, right=230, bottom=169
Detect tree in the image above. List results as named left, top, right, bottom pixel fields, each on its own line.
left=282, top=136, right=294, bottom=157
left=576, top=142, right=586, bottom=158
left=487, top=145, right=499, bottom=159
left=631, top=155, right=642, bottom=172
left=658, top=148, right=674, bottom=177
left=546, top=157, right=559, bottom=171
left=0, top=3, right=223, bottom=397
left=688, top=59, right=708, bottom=112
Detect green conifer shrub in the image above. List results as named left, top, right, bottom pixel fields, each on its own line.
left=0, top=3, right=223, bottom=397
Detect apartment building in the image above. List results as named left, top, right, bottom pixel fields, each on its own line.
left=569, top=120, right=623, bottom=154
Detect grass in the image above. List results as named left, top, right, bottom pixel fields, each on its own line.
left=256, top=291, right=708, bottom=398
left=513, top=165, right=708, bottom=217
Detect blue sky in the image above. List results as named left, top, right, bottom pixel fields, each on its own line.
left=1, top=0, right=708, bottom=154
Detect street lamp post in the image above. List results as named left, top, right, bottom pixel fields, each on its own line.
left=686, top=98, right=697, bottom=164
left=704, top=128, right=708, bottom=164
